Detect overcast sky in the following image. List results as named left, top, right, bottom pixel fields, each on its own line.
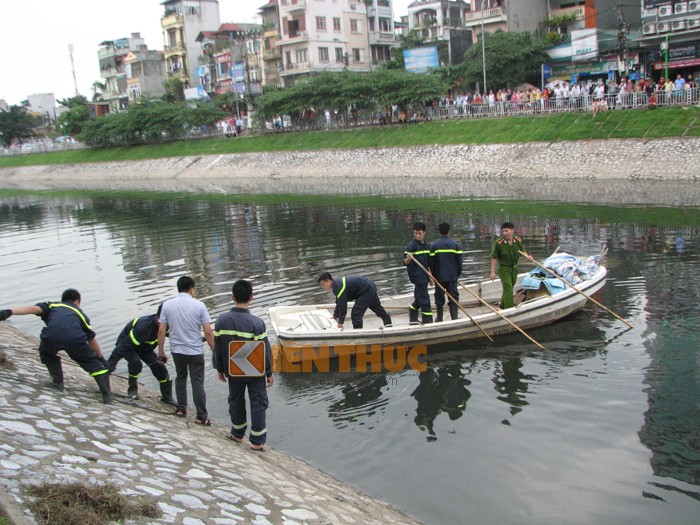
left=0, top=0, right=412, bottom=106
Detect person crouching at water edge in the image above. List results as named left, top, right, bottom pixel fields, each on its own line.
left=106, top=303, right=176, bottom=406
left=317, top=272, right=392, bottom=329
left=0, top=288, right=112, bottom=404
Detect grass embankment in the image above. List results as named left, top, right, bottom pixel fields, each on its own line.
left=1, top=105, right=698, bottom=169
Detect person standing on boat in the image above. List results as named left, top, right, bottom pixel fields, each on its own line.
left=213, top=280, right=273, bottom=451
left=106, top=303, right=176, bottom=406
left=317, top=273, right=392, bottom=329
left=0, top=288, right=112, bottom=404
left=430, top=222, right=463, bottom=321
left=490, top=222, right=534, bottom=309
left=404, top=222, right=433, bottom=324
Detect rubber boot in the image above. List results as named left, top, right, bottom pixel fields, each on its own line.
left=421, top=312, right=433, bottom=324
left=435, top=305, right=444, bottom=323
left=127, top=376, right=139, bottom=400
left=409, top=308, right=419, bottom=324
left=44, top=359, right=65, bottom=391
left=159, top=380, right=177, bottom=406
left=94, top=373, right=113, bottom=404
left=449, top=303, right=459, bottom=320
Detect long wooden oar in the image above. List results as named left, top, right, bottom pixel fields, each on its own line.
left=408, top=254, right=493, bottom=342
left=519, top=250, right=634, bottom=329
left=457, top=281, right=546, bottom=350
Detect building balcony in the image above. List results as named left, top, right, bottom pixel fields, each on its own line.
left=161, top=13, right=184, bottom=30
left=549, top=5, right=586, bottom=20
left=463, top=6, right=506, bottom=26
left=280, top=31, right=309, bottom=44
left=280, top=61, right=311, bottom=75
left=164, top=43, right=186, bottom=55
left=263, top=28, right=279, bottom=39
left=263, top=48, right=281, bottom=60
left=167, top=68, right=188, bottom=80
left=279, top=0, right=306, bottom=15
left=369, top=32, right=396, bottom=45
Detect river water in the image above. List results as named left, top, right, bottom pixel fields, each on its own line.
left=1, top=186, right=698, bottom=525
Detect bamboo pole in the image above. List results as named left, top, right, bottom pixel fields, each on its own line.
left=458, top=281, right=546, bottom=350
left=408, top=254, right=493, bottom=342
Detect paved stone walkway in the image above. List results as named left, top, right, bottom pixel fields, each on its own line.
left=0, top=323, right=421, bottom=525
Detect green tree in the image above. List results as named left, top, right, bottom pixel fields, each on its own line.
left=163, top=78, right=185, bottom=102
left=0, top=105, right=38, bottom=146
left=79, top=98, right=225, bottom=148
left=57, top=96, right=90, bottom=137
left=456, top=31, right=549, bottom=92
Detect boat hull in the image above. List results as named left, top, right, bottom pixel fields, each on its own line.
left=269, top=267, right=607, bottom=352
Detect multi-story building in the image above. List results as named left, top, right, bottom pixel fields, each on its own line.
left=196, top=24, right=263, bottom=98
left=161, top=0, right=221, bottom=88
left=637, top=0, right=700, bottom=80
left=259, top=0, right=283, bottom=87
left=124, top=48, right=166, bottom=102
left=98, top=33, right=148, bottom=112
left=405, top=0, right=470, bottom=65
left=276, top=0, right=397, bottom=86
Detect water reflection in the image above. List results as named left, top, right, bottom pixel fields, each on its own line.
left=412, top=364, right=471, bottom=441
left=1, top=190, right=699, bottom=524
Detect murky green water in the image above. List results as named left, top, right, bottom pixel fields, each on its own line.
left=1, top=188, right=698, bottom=524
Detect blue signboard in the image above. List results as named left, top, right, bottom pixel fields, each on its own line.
left=403, top=46, right=439, bottom=73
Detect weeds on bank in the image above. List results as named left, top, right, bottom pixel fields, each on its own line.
left=25, top=482, right=160, bottom=525
left=0, top=350, right=16, bottom=371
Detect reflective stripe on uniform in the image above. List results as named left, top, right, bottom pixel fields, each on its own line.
left=250, top=427, right=267, bottom=436
left=48, top=303, right=91, bottom=330
left=129, top=318, right=141, bottom=345
left=91, top=369, right=109, bottom=377
left=431, top=249, right=462, bottom=255
left=232, top=422, right=247, bottom=430
left=405, top=250, right=431, bottom=256
left=336, top=276, right=347, bottom=299
left=214, top=329, right=267, bottom=341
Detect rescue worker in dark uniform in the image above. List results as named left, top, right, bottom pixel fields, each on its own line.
left=404, top=221, right=433, bottom=324
left=213, top=280, right=273, bottom=451
left=317, top=272, right=392, bottom=329
left=0, top=288, right=112, bottom=404
left=490, top=222, right=533, bottom=309
left=430, top=222, right=463, bottom=321
left=106, top=304, right=176, bottom=405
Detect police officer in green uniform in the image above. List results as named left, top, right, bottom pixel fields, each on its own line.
left=490, top=222, right=533, bottom=309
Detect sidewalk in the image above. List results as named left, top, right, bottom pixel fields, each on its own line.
left=0, top=323, right=421, bottom=525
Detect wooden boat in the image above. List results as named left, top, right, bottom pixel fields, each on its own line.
left=269, top=264, right=607, bottom=352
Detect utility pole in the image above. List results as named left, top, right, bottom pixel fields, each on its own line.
left=68, top=44, right=80, bottom=96
left=616, top=3, right=628, bottom=78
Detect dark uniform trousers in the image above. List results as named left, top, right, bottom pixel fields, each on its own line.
left=108, top=344, right=170, bottom=383
left=228, top=378, right=269, bottom=446
left=40, top=340, right=106, bottom=378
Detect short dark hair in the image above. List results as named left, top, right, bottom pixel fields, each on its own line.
left=438, top=222, right=450, bottom=235
left=318, top=272, right=333, bottom=283
left=501, top=222, right=515, bottom=230
left=61, top=289, right=81, bottom=303
left=177, top=275, right=195, bottom=293
left=413, top=222, right=426, bottom=232
left=232, top=280, right=253, bottom=303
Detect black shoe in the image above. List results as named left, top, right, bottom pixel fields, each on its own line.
left=44, top=380, right=65, bottom=392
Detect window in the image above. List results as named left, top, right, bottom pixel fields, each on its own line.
left=336, top=47, right=345, bottom=63
left=352, top=48, right=363, bottom=62
left=350, top=19, right=361, bottom=33
left=319, top=47, right=329, bottom=62
left=316, top=16, right=327, bottom=31
left=379, top=17, right=391, bottom=32
left=296, top=48, right=307, bottom=63
left=333, top=17, right=341, bottom=31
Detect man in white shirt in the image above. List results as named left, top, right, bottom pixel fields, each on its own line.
left=158, top=275, right=215, bottom=425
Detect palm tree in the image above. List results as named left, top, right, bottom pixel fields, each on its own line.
left=91, top=81, right=107, bottom=102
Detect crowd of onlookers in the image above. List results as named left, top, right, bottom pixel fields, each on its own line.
left=425, top=73, right=698, bottom=118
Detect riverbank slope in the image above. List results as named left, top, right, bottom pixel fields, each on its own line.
left=0, top=322, right=421, bottom=525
